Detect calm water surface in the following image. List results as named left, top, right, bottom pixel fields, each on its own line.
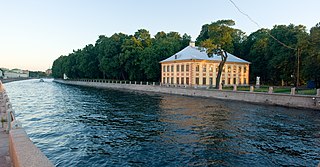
left=4, top=79, right=320, bottom=166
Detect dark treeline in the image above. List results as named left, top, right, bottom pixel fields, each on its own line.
left=52, top=30, right=190, bottom=81
left=52, top=20, right=320, bottom=87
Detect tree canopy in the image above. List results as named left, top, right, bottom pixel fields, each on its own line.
left=196, top=20, right=243, bottom=88
left=52, top=29, right=190, bottom=81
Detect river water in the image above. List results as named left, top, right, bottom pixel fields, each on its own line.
left=4, top=79, right=320, bottom=166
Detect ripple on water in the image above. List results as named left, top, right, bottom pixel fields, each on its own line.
left=4, top=79, right=320, bottom=166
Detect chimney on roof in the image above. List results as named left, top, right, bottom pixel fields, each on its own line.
left=189, top=41, right=195, bottom=47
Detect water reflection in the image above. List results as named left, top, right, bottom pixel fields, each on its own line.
left=4, top=79, right=320, bottom=166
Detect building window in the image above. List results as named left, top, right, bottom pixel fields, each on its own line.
left=171, top=65, right=174, bottom=72
left=209, top=65, right=213, bottom=72
left=181, top=65, right=184, bottom=72
left=177, top=77, right=180, bottom=84
left=196, top=65, right=199, bottom=72
left=163, top=66, right=166, bottom=72
left=203, top=65, right=206, bottom=72
left=203, top=78, right=206, bottom=85
left=223, top=68, right=225, bottom=73
left=196, top=78, right=199, bottom=85
left=163, top=77, right=165, bottom=83
left=167, top=77, right=170, bottom=83
left=233, top=78, right=236, bottom=84
left=177, top=65, right=180, bottom=72
left=238, top=67, right=242, bottom=73
left=186, top=64, right=189, bottom=71
left=186, top=77, right=189, bottom=85
left=181, top=77, right=184, bottom=84
left=227, top=78, right=231, bottom=85
left=244, top=78, right=247, bottom=84
left=167, top=66, right=170, bottom=72
left=244, top=67, right=247, bottom=73
left=233, top=66, right=236, bottom=73
left=171, top=77, right=174, bottom=84
left=227, top=66, right=231, bottom=73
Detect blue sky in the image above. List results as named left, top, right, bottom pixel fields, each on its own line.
left=0, top=0, right=319, bottom=71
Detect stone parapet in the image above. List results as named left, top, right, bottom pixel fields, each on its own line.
left=9, top=129, right=54, bottom=167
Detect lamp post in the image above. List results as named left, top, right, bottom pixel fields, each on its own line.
left=296, top=48, right=301, bottom=87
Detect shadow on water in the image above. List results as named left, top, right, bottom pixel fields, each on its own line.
left=4, top=79, right=320, bottom=166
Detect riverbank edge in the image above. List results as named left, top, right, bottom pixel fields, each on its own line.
left=54, top=79, right=320, bottom=110
left=1, top=78, right=31, bottom=84
left=9, top=129, right=54, bottom=167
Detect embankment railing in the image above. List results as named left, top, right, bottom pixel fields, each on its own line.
left=0, top=90, right=22, bottom=133
left=67, top=78, right=320, bottom=96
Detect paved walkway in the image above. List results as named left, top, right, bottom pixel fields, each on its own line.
left=0, top=85, right=12, bottom=167
left=0, top=127, right=11, bottom=167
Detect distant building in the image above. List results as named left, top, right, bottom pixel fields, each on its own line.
left=160, top=42, right=250, bottom=86
left=45, top=69, right=52, bottom=76
left=3, top=69, right=29, bottom=78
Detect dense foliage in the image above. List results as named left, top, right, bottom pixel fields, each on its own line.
left=52, top=20, right=320, bottom=87
left=52, top=30, right=190, bottom=81
left=196, top=20, right=246, bottom=88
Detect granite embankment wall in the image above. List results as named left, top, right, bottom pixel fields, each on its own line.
left=54, top=79, right=320, bottom=110
left=9, top=129, right=53, bottom=167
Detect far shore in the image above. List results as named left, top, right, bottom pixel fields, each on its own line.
left=0, top=78, right=31, bottom=84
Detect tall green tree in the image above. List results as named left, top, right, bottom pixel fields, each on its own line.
left=196, top=19, right=245, bottom=88
left=303, top=23, right=320, bottom=87
left=267, top=24, right=308, bottom=85
left=241, top=29, right=270, bottom=83
left=140, top=31, right=190, bottom=81
left=96, top=33, right=128, bottom=79
left=52, top=55, right=67, bottom=78
left=78, top=44, right=101, bottom=78
left=196, top=19, right=245, bottom=54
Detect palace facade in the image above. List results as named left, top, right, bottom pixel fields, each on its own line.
left=160, top=42, right=250, bottom=86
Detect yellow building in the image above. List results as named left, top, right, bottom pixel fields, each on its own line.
left=160, top=42, right=250, bottom=86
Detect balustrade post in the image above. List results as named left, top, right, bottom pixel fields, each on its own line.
left=291, top=87, right=296, bottom=95
left=233, top=85, right=237, bottom=91
left=6, top=109, right=12, bottom=133
left=268, top=87, right=273, bottom=94
left=250, top=86, right=254, bottom=92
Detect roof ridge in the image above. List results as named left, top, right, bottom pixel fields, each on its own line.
left=160, top=46, right=250, bottom=63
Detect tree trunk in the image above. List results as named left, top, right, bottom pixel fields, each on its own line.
left=215, top=50, right=228, bottom=89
